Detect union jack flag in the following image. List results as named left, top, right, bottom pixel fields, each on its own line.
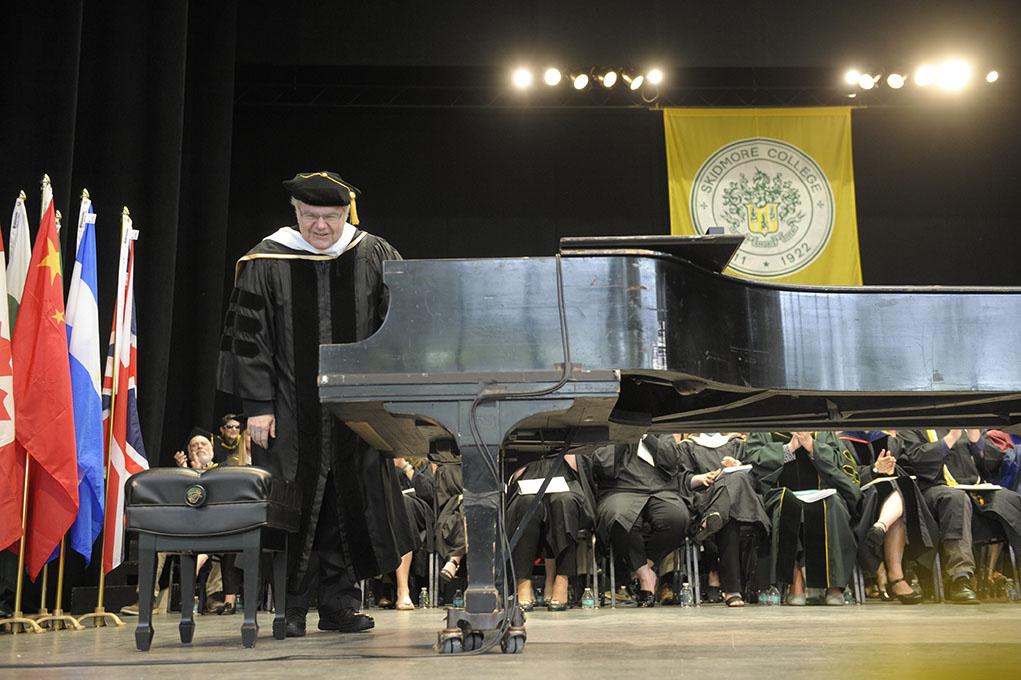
left=101, top=215, right=148, bottom=574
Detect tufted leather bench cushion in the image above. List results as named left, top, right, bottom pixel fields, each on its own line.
left=126, top=466, right=301, bottom=537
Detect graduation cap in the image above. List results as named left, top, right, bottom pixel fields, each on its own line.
left=283, top=171, right=361, bottom=224
left=187, top=426, right=214, bottom=447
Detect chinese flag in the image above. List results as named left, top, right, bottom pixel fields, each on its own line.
left=12, top=198, right=79, bottom=578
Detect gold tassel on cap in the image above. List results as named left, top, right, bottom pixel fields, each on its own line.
left=348, top=193, right=359, bottom=225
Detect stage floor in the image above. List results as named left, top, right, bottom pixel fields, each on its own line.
left=3, top=603, right=1021, bottom=679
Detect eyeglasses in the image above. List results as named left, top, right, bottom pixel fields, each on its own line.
left=223, top=424, right=241, bottom=430
left=298, top=211, right=342, bottom=225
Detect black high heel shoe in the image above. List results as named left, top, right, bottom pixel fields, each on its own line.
left=886, top=578, right=923, bottom=605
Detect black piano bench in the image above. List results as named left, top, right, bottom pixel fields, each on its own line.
left=125, top=466, right=301, bottom=651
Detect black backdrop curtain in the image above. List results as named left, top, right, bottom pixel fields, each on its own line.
left=0, top=1, right=238, bottom=470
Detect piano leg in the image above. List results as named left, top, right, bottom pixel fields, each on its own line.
left=439, top=441, right=526, bottom=653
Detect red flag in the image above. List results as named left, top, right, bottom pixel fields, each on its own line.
left=12, top=198, right=79, bottom=578
left=0, top=222, right=19, bottom=551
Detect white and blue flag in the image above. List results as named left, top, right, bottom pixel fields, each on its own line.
left=65, top=197, right=105, bottom=564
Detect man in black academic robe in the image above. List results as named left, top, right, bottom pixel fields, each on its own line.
left=582, top=434, right=691, bottom=607
left=745, top=432, right=860, bottom=606
left=897, top=429, right=1021, bottom=603
left=218, top=171, right=415, bottom=636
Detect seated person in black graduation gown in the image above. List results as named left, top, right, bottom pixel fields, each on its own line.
left=841, top=431, right=933, bottom=604
left=390, top=456, right=435, bottom=610
left=506, top=451, right=596, bottom=611
left=677, top=433, right=769, bottom=607
left=746, top=432, right=860, bottom=606
left=897, top=429, right=1021, bottom=603
left=433, top=452, right=466, bottom=584
left=583, top=435, right=691, bottom=607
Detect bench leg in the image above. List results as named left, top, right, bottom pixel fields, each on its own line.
left=272, top=547, right=287, bottom=640
left=135, top=534, right=156, bottom=651
left=242, top=542, right=260, bottom=647
left=179, top=553, right=196, bottom=644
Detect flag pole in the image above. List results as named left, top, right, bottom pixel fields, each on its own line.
left=34, top=564, right=49, bottom=618
left=0, top=458, right=44, bottom=634
left=76, top=207, right=129, bottom=630
left=35, top=538, right=83, bottom=631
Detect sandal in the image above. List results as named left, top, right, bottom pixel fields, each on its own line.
left=440, top=559, right=459, bottom=583
left=724, top=593, right=746, bottom=607
left=886, top=578, right=923, bottom=605
left=519, top=600, right=535, bottom=612
left=395, top=597, right=415, bottom=611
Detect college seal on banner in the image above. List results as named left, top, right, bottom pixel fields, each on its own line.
left=690, top=137, right=834, bottom=278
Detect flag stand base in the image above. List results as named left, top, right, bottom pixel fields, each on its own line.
left=37, top=609, right=84, bottom=631
left=0, top=611, right=45, bottom=634
left=77, top=607, right=124, bottom=628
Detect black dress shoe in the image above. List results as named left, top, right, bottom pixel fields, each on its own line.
left=694, top=512, right=724, bottom=542
left=947, top=578, right=980, bottom=604
left=318, top=608, right=375, bottom=632
left=636, top=590, right=656, bottom=608
left=285, top=608, right=308, bottom=637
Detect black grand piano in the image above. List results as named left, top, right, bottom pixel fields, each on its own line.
left=319, top=235, right=1021, bottom=653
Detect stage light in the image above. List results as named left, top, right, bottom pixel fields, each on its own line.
left=600, top=70, right=618, bottom=87
left=512, top=67, right=533, bottom=89
left=886, top=73, right=905, bottom=89
left=986, top=70, right=999, bottom=83
left=571, top=73, right=589, bottom=90
left=622, top=73, right=644, bottom=90
left=936, top=58, right=971, bottom=92
left=858, top=73, right=876, bottom=90
left=543, top=67, right=562, bottom=86
left=914, top=63, right=936, bottom=87
left=647, top=68, right=664, bottom=85
left=844, top=69, right=862, bottom=85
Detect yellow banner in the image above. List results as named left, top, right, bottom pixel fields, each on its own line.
left=664, top=107, right=862, bottom=285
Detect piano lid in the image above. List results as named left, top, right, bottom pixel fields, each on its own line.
left=320, top=242, right=1021, bottom=454
left=559, top=234, right=743, bottom=274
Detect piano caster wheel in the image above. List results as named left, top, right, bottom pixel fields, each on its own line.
left=501, top=630, right=525, bottom=654
left=439, top=637, right=463, bottom=654
left=463, top=631, right=484, bottom=651
left=438, top=628, right=463, bottom=654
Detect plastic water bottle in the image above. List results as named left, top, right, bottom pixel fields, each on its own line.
left=535, top=587, right=544, bottom=606
left=192, top=596, right=200, bottom=614
left=759, top=585, right=780, bottom=606
left=581, top=587, right=596, bottom=609
left=844, top=588, right=855, bottom=604
left=418, top=587, right=429, bottom=608
left=452, top=589, right=464, bottom=608
left=678, top=582, right=693, bottom=607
